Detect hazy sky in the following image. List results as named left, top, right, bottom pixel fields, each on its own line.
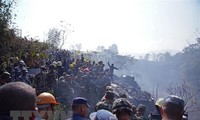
left=15, top=0, right=200, bottom=54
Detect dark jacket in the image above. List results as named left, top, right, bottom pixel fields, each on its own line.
left=67, top=113, right=89, bottom=120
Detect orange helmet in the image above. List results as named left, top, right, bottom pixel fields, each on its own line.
left=37, top=92, right=58, bottom=105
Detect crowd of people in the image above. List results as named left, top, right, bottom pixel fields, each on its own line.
left=0, top=82, right=186, bottom=120
left=0, top=50, right=118, bottom=91
left=0, top=49, right=187, bottom=120
left=0, top=50, right=117, bottom=98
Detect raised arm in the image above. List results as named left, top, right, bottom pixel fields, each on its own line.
left=108, top=62, right=111, bottom=67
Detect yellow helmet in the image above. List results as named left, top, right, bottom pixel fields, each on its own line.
left=37, top=92, right=58, bottom=105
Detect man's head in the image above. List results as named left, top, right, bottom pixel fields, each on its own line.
left=0, top=82, right=36, bottom=116
left=137, top=104, right=146, bottom=116
left=105, top=91, right=115, bottom=103
left=37, top=92, right=58, bottom=119
left=106, top=86, right=113, bottom=91
left=95, top=101, right=111, bottom=112
left=160, top=95, right=184, bottom=120
left=19, top=60, right=25, bottom=67
left=112, top=98, right=133, bottom=120
left=21, top=67, right=28, bottom=75
left=40, top=66, right=47, bottom=74
left=72, top=97, right=90, bottom=118
left=120, top=93, right=127, bottom=99
left=0, top=71, right=11, bottom=84
left=49, top=64, right=55, bottom=71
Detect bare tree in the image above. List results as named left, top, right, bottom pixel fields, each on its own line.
left=59, top=21, right=74, bottom=50
left=70, top=43, right=82, bottom=51
left=167, top=79, right=199, bottom=112
left=46, top=21, right=73, bottom=50
left=47, top=28, right=61, bottom=48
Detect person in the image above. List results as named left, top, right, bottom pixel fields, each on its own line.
left=0, top=71, right=11, bottom=86
left=89, top=109, right=117, bottom=120
left=36, top=92, right=59, bottom=120
left=148, top=98, right=164, bottom=120
left=131, top=105, right=138, bottom=120
left=136, top=104, right=148, bottom=120
left=57, top=61, right=64, bottom=78
left=33, top=66, right=48, bottom=95
left=112, top=98, right=133, bottom=120
left=101, top=91, right=115, bottom=104
left=46, top=64, right=58, bottom=92
left=17, top=67, right=31, bottom=85
left=14, top=60, right=26, bottom=81
left=160, top=95, right=185, bottom=120
left=0, top=82, right=37, bottom=120
left=68, top=97, right=90, bottom=120
left=120, top=93, right=128, bottom=99
left=95, top=101, right=112, bottom=112
left=96, top=91, right=115, bottom=112
left=107, top=62, right=119, bottom=81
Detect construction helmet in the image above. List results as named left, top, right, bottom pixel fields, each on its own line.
left=52, top=61, right=57, bottom=66
left=37, top=92, right=58, bottom=105
left=112, top=98, right=132, bottom=114
left=155, top=98, right=164, bottom=107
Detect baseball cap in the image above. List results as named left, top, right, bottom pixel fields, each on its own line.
left=72, top=97, right=90, bottom=107
left=89, top=109, right=118, bottom=120
left=163, top=95, right=184, bottom=109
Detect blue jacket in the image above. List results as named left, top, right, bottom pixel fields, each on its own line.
left=69, top=113, right=89, bottom=120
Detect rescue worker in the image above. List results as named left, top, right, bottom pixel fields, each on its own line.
left=34, top=66, right=48, bottom=95
left=136, top=104, right=148, bottom=120
left=17, top=67, right=31, bottom=85
left=96, top=91, right=115, bottom=112
left=101, top=91, right=115, bottom=104
left=160, top=95, right=185, bottom=120
left=68, top=97, right=90, bottom=120
left=55, top=73, right=69, bottom=105
left=0, top=71, right=11, bottom=86
left=14, top=60, right=26, bottom=81
left=131, top=105, right=138, bottom=120
left=95, top=101, right=112, bottom=112
left=46, top=64, right=58, bottom=92
left=36, top=92, right=59, bottom=120
left=57, top=61, right=64, bottom=78
left=148, top=98, right=164, bottom=120
left=112, top=98, right=133, bottom=120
